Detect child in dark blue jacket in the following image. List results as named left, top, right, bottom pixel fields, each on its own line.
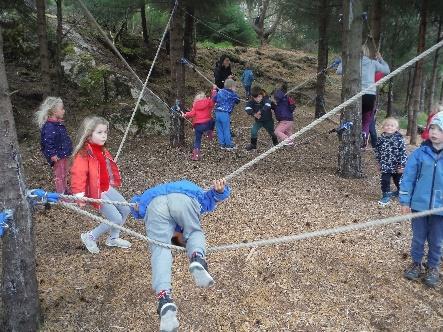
left=273, top=82, right=295, bottom=146
left=213, top=79, right=240, bottom=150
left=130, top=178, right=230, bottom=332
left=241, top=64, right=254, bottom=98
left=36, top=97, right=73, bottom=193
left=401, top=112, right=443, bottom=287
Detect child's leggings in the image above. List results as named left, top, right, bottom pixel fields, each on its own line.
left=362, top=94, right=376, bottom=135
left=410, top=213, right=443, bottom=268
left=145, top=193, right=205, bottom=293
left=90, top=187, right=130, bottom=240
left=53, top=158, right=69, bottom=193
left=215, top=111, right=232, bottom=146
left=380, top=173, right=401, bottom=193
left=194, top=120, right=214, bottom=149
left=274, top=120, right=294, bottom=142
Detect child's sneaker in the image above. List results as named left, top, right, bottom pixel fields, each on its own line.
left=378, top=192, right=392, bottom=206
left=81, top=232, right=99, bottom=254
left=157, top=290, right=179, bottom=332
left=391, top=190, right=399, bottom=198
left=403, top=262, right=423, bottom=280
left=189, top=252, right=214, bottom=288
left=423, top=267, right=440, bottom=287
left=105, top=237, right=131, bottom=249
left=224, top=144, right=237, bottom=151
left=191, top=148, right=200, bottom=161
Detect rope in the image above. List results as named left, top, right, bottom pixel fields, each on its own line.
left=114, top=0, right=178, bottom=162
left=59, top=194, right=136, bottom=207
left=74, top=0, right=170, bottom=110
left=224, top=38, right=443, bottom=182
left=61, top=202, right=186, bottom=251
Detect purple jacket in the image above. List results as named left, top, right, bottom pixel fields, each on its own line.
left=40, top=119, right=73, bottom=165
left=273, top=90, right=293, bottom=121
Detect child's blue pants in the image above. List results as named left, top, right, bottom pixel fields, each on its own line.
left=215, top=111, right=232, bottom=146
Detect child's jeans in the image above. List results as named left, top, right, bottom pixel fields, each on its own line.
left=244, top=85, right=251, bottom=97
left=215, top=111, right=232, bottom=146
left=410, top=212, right=443, bottom=268
left=275, top=120, right=294, bottom=142
left=90, top=187, right=130, bottom=240
left=251, top=119, right=275, bottom=139
left=380, top=172, right=401, bottom=193
left=194, top=120, right=214, bottom=149
left=53, top=158, right=69, bottom=193
left=145, top=193, right=205, bottom=293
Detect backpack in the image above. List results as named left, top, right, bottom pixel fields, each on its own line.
left=288, top=96, right=296, bottom=112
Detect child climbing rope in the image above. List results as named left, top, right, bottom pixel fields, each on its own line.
left=181, top=86, right=217, bottom=161
left=213, top=78, right=240, bottom=150
left=273, top=82, right=295, bottom=146
left=36, top=97, right=73, bottom=194
left=240, top=63, right=254, bottom=98
left=245, top=86, right=278, bottom=151
left=70, top=116, right=131, bottom=254
left=130, top=178, right=231, bottom=332
left=374, top=117, right=407, bottom=206
left=401, top=112, right=443, bottom=287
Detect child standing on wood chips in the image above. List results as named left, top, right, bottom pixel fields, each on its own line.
left=401, top=112, right=443, bottom=287
left=70, top=116, right=131, bottom=254
left=36, top=97, right=73, bottom=194
left=130, top=178, right=231, bottom=332
left=374, top=117, right=407, bottom=206
left=273, top=82, right=296, bottom=146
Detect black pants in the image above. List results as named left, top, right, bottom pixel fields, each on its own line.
left=381, top=172, right=401, bottom=193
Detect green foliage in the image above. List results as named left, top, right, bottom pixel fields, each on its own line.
left=79, top=63, right=110, bottom=107
left=197, top=40, right=234, bottom=49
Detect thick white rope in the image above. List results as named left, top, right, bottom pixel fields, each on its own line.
left=224, top=39, right=443, bottom=182
left=115, top=0, right=178, bottom=162
left=59, top=194, right=136, bottom=207
left=74, top=0, right=170, bottom=109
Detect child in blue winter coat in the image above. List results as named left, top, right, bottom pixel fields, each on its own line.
left=374, top=117, right=408, bottom=206
left=401, top=112, right=443, bottom=288
left=130, top=178, right=231, bottom=332
left=241, top=64, right=254, bottom=98
left=213, top=78, right=240, bottom=150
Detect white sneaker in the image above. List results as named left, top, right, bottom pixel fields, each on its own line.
left=159, top=302, right=179, bottom=332
left=81, top=233, right=99, bottom=254
left=283, top=141, right=294, bottom=146
left=105, top=237, right=131, bottom=249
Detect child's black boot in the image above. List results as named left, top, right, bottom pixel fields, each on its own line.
left=246, top=138, right=257, bottom=151
left=157, top=290, right=179, bottom=332
left=271, top=135, right=279, bottom=146
left=403, top=262, right=423, bottom=281
left=423, top=267, right=440, bottom=287
left=189, top=252, right=214, bottom=288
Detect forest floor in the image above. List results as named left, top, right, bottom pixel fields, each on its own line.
left=5, top=44, right=443, bottom=332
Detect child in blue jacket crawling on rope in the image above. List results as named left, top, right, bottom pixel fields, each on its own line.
left=130, top=178, right=231, bottom=332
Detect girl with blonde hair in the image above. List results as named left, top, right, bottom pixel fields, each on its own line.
left=36, top=97, right=72, bottom=193
left=70, top=116, right=131, bottom=254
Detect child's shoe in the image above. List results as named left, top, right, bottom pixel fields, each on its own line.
left=191, top=148, right=200, bottom=161
left=391, top=190, right=399, bottom=198
left=81, top=232, right=99, bottom=254
left=105, top=237, right=131, bottom=249
left=403, top=262, right=423, bottom=280
left=157, top=290, right=179, bottom=332
left=225, top=144, right=237, bottom=151
left=189, top=252, right=214, bottom=288
left=423, top=267, right=440, bottom=287
left=271, top=135, right=279, bottom=146
left=378, top=192, right=392, bottom=206
left=245, top=138, right=257, bottom=151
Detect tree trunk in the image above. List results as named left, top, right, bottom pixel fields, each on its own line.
left=169, top=0, right=185, bottom=147
left=409, top=0, right=428, bottom=145
left=404, top=68, right=412, bottom=114
left=387, top=79, right=393, bottom=117
left=36, top=0, right=51, bottom=95
left=0, top=26, right=41, bottom=332
left=140, top=0, right=149, bottom=45
left=252, top=0, right=281, bottom=47
left=369, top=0, right=382, bottom=57
left=183, top=4, right=196, bottom=63
left=426, top=15, right=442, bottom=113
left=440, top=77, right=443, bottom=103
left=315, top=0, right=329, bottom=119
left=406, top=68, right=416, bottom=135
left=55, top=0, right=63, bottom=95
left=338, top=0, right=363, bottom=178
left=419, top=75, right=426, bottom=113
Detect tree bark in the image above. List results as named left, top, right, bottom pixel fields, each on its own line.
left=183, top=3, right=195, bottom=63
left=252, top=0, right=282, bottom=47
left=169, top=0, right=185, bottom=147
left=0, top=26, right=41, bottom=332
left=387, top=79, right=393, bottom=117
left=338, top=0, right=363, bottom=178
left=55, top=0, right=63, bottom=95
left=140, top=0, right=149, bottom=45
left=369, top=0, right=382, bottom=57
left=409, top=0, right=428, bottom=145
left=440, top=76, right=443, bottom=103
left=315, top=0, right=329, bottom=119
left=404, top=68, right=412, bottom=115
left=36, top=0, right=51, bottom=96
left=426, top=15, right=442, bottom=113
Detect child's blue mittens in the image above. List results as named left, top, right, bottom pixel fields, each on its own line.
left=212, top=185, right=231, bottom=202
left=130, top=195, right=144, bottom=220
left=27, top=189, right=60, bottom=204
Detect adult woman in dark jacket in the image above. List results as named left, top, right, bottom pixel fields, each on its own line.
left=214, top=55, right=233, bottom=89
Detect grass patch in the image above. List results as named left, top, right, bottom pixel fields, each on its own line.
left=197, top=40, right=234, bottom=49
left=377, top=110, right=429, bottom=130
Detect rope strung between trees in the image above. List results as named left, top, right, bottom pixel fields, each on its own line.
left=114, top=0, right=178, bottom=162
left=74, top=0, right=170, bottom=110
left=223, top=38, right=443, bottom=182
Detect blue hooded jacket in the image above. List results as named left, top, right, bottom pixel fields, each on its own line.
left=130, top=180, right=231, bottom=220
left=213, top=88, right=240, bottom=113
left=399, top=141, right=443, bottom=215
left=40, top=120, right=73, bottom=166
left=241, top=69, right=254, bottom=87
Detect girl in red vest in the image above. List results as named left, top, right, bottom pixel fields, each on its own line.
left=70, top=116, right=131, bottom=254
